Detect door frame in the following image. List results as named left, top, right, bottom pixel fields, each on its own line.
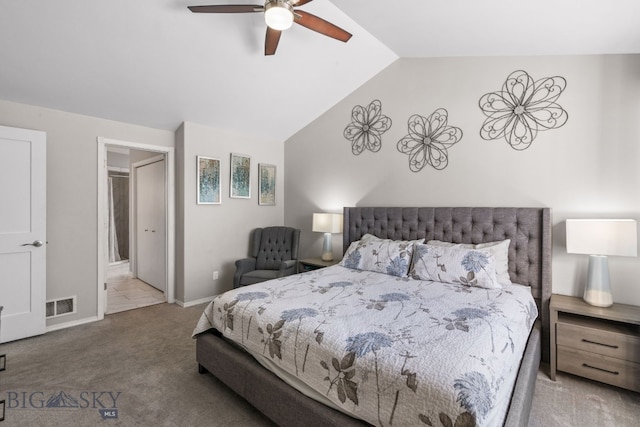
left=97, top=137, right=175, bottom=320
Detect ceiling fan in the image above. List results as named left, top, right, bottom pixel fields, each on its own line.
left=188, top=0, right=352, bottom=55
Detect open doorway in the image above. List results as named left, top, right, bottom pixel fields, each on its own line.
left=105, top=147, right=165, bottom=314
left=97, top=137, right=175, bottom=320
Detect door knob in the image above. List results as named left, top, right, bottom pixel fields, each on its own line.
left=22, top=240, right=44, bottom=247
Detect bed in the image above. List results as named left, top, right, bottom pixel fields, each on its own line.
left=194, top=207, right=552, bottom=426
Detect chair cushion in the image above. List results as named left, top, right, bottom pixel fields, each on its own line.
left=240, top=270, right=281, bottom=286
left=255, top=227, right=296, bottom=270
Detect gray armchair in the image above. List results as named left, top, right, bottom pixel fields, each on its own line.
left=234, top=226, right=301, bottom=288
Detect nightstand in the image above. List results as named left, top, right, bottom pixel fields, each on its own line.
left=298, top=257, right=339, bottom=273
left=550, top=294, right=640, bottom=392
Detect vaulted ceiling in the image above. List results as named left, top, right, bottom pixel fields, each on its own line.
left=1, top=0, right=639, bottom=141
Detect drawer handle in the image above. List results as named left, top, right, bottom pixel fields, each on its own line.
left=582, top=363, right=619, bottom=376
left=581, top=339, right=618, bottom=349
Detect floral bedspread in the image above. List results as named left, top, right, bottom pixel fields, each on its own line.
left=193, top=265, right=538, bottom=427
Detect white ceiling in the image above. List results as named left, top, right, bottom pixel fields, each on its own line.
left=2, top=1, right=639, bottom=141
left=331, top=0, right=640, bottom=57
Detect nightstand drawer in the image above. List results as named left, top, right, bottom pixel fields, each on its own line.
left=557, top=319, right=640, bottom=362
left=557, top=346, right=640, bottom=392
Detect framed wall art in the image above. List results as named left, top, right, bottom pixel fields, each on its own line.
left=258, top=163, right=276, bottom=206
left=230, top=153, right=251, bottom=199
left=197, top=156, right=221, bottom=205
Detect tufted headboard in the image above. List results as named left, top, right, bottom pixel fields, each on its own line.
left=343, top=207, right=552, bottom=361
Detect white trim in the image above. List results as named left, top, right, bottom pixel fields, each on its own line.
left=46, top=316, right=100, bottom=333
left=97, top=137, right=176, bottom=322
left=174, top=296, right=216, bottom=308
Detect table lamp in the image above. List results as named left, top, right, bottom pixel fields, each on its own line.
left=312, top=213, right=343, bottom=261
left=566, top=219, right=637, bottom=307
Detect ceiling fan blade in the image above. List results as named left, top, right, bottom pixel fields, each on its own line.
left=291, top=0, right=314, bottom=6
left=188, top=5, right=263, bottom=13
left=293, top=10, right=352, bottom=43
left=265, top=27, right=282, bottom=56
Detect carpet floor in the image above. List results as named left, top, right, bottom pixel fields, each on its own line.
left=0, top=303, right=637, bottom=426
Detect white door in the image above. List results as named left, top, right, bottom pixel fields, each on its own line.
left=136, top=159, right=166, bottom=292
left=0, top=125, right=46, bottom=343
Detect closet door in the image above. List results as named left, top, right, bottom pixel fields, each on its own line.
left=136, top=159, right=166, bottom=292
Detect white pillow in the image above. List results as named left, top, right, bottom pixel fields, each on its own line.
left=340, top=236, right=416, bottom=277
left=411, top=243, right=502, bottom=289
left=427, top=239, right=512, bottom=286
left=360, top=233, right=379, bottom=241
left=361, top=233, right=423, bottom=244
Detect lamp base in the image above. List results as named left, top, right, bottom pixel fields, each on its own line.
left=321, top=232, right=333, bottom=262
left=584, top=290, right=613, bottom=307
left=321, top=252, right=333, bottom=262
left=583, top=255, right=613, bottom=307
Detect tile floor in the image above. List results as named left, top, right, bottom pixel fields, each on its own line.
left=106, top=261, right=165, bottom=314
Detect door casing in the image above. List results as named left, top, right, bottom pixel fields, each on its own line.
left=97, top=137, right=175, bottom=320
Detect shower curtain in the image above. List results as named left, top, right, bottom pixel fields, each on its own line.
left=108, top=177, right=122, bottom=263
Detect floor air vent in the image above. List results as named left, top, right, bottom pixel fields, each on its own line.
left=46, top=297, right=77, bottom=318
left=46, top=301, right=55, bottom=317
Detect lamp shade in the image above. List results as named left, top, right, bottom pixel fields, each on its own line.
left=566, top=219, right=637, bottom=257
left=312, top=213, right=343, bottom=234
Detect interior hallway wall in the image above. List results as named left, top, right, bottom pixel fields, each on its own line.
left=0, top=99, right=174, bottom=327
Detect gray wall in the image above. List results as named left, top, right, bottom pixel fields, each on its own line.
left=0, top=99, right=174, bottom=327
left=2, top=53, right=638, bottom=329
left=106, top=150, right=129, bottom=169
left=0, top=101, right=285, bottom=327
left=176, top=121, right=284, bottom=303
left=284, top=54, right=640, bottom=306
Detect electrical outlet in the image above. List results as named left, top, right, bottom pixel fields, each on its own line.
left=213, top=271, right=219, bottom=280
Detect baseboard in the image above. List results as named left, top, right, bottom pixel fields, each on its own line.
left=175, top=296, right=215, bottom=308
left=44, top=298, right=211, bottom=332
left=46, top=315, right=99, bottom=333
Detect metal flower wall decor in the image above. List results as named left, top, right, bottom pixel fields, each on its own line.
left=479, top=70, right=568, bottom=150
left=397, top=108, right=463, bottom=172
left=343, top=99, right=392, bottom=155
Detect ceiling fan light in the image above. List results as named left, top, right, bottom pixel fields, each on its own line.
left=265, top=1, right=294, bottom=31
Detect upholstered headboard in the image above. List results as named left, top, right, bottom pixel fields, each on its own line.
left=343, top=207, right=552, bottom=361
